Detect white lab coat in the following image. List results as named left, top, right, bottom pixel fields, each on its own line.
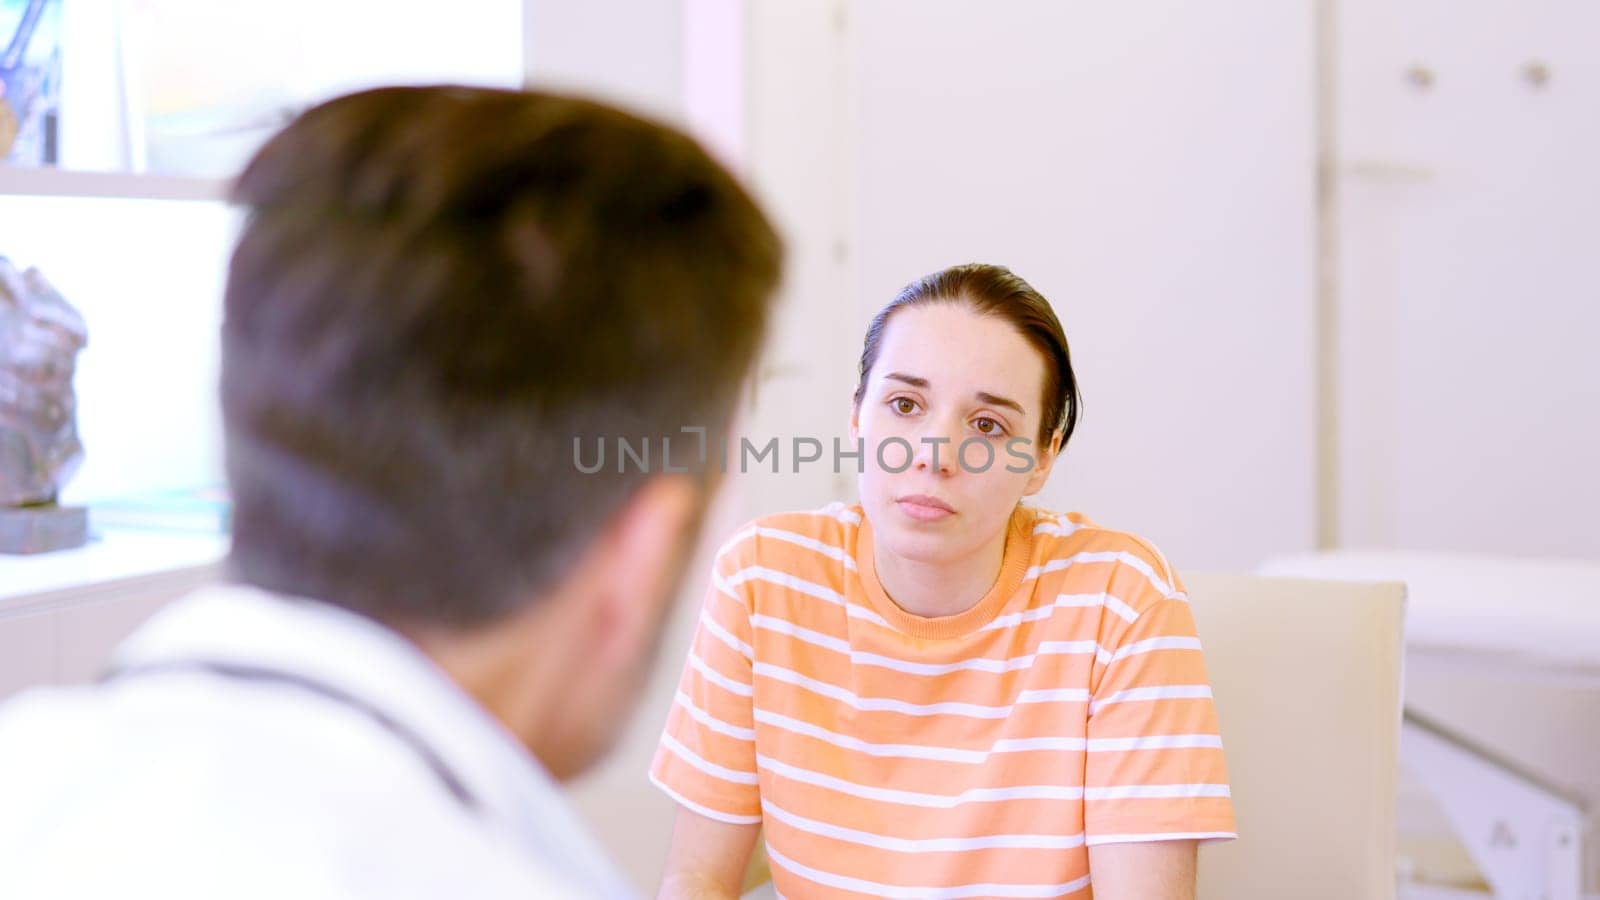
left=0, top=583, right=641, bottom=900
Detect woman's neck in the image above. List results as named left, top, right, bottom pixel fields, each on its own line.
left=873, top=522, right=1010, bottom=619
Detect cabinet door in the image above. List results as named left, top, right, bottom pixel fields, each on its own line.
left=0, top=611, right=58, bottom=701
left=1336, top=0, right=1600, bottom=555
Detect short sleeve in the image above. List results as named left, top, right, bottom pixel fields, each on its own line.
left=1082, top=554, right=1237, bottom=845
left=648, top=530, right=762, bottom=824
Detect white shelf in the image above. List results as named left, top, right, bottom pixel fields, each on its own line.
left=0, top=529, right=230, bottom=697
left=0, top=167, right=231, bottom=203
left=0, top=529, right=230, bottom=618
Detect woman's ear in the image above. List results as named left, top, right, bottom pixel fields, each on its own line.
left=1022, top=428, right=1064, bottom=495
left=848, top=397, right=861, bottom=442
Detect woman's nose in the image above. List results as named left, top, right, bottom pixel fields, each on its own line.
left=911, top=423, right=959, bottom=476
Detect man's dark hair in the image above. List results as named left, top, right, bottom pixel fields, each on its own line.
left=221, top=86, right=782, bottom=629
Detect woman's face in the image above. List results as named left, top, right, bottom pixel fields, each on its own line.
left=850, top=302, right=1059, bottom=566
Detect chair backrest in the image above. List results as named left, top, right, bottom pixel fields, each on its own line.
left=1185, top=572, right=1406, bottom=900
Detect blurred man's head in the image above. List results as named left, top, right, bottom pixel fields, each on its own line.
left=220, top=86, right=781, bottom=777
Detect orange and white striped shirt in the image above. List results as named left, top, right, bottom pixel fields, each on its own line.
left=651, top=502, right=1236, bottom=899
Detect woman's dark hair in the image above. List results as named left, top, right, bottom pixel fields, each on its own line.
left=854, top=263, right=1080, bottom=450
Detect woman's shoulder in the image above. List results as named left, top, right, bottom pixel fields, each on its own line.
left=1021, top=504, right=1184, bottom=601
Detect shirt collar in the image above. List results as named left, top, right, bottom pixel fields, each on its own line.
left=115, top=581, right=638, bottom=899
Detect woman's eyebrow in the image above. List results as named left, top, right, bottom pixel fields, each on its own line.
left=886, top=373, right=1026, bottom=417
left=884, top=371, right=929, bottom=388
left=976, top=391, right=1026, bottom=416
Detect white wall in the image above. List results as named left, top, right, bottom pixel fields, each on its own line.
left=524, top=0, right=685, bottom=122
left=852, top=1, right=1319, bottom=570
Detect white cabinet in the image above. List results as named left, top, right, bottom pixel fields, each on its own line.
left=0, top=611, right=54, bottom=699
left=0, top=531, right=227, bottom=700
left=1334, top=0, right=1600, bottom=557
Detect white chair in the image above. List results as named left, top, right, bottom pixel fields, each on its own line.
left=1187, top=573, right=1407, bottom=900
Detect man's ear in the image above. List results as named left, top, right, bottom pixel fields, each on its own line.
left=1022, top=429, right=1064, bottom=496
left=584, top=474, right=701, bottom=667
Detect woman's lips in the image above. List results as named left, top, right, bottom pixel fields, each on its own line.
left=896, top=494, right=956, bottom=522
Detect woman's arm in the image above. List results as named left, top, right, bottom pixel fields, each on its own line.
left=1087, top=840, right=1198, bottom=900
left=656, top=807, right=762, bottom=900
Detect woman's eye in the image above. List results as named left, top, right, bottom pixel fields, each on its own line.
left=892, top=398, right=917, bottom=415
left=974, top=417, right=1005, bottom=436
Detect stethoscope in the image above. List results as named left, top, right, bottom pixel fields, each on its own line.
left=100, top=659, right=481, bottom=812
